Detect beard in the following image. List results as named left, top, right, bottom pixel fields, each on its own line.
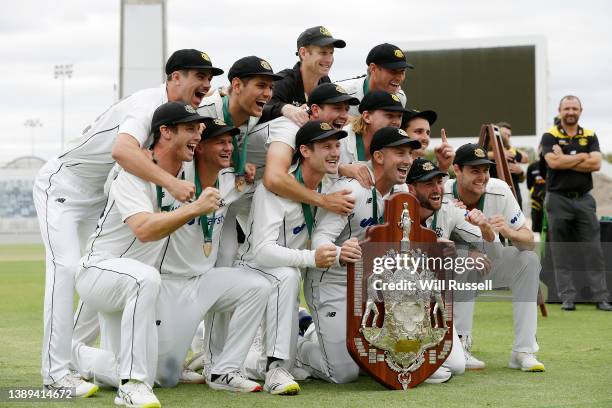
left=562, top=115, right=578, bottom=126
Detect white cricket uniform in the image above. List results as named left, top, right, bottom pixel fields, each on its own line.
left=230, top=174, right=331, bottom=379
left=339, top=124, right=367, bottom=165
left=443, top=178, right=540, bottom=353
left=335, top=75, right=407, bottom=116
left=73, top=167, right=178, bottom=387
left=33, top=84, right=167, bottom=384
left=297, top=167, right=406, bottom=384
left=198, top=91, right=299, bottom=265
left=152, top=165, right=270, bottom=387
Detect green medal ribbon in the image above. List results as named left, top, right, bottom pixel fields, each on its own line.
left=362, top=76, right=370, bottom=96
left=295, top=165, right=321, bottom=239
left=355, top=133, right=366, bottom=161
left=154, top=156, right=184, bottom=212
left=222, top=95, right=248, bottom=175
left=452, top=180, right=485, bottom=211
left=371, top=187, right=384, bottom=225
left=195, top=170, right=219, bottom=246
left=431, top=210, right=438, bottom=230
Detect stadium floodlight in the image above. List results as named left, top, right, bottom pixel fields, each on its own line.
left=23, top=118, right=42, bottom=157
left=54, top=64, right=73, bottom=152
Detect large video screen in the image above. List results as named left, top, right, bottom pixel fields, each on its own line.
left=402, top=45, right=536, bottom=138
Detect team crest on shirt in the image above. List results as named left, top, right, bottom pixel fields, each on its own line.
left=394, top=49, right=404, bottom=59
left=434, top=227, right=443, bottom=238
left=391, top=94, right=401, bottom=102
left=320, top=122, right=333, bottom=131
left=185, top=105, right=197, bottom=114
left=260, top=60, right=272, bottom=70
left=320, top=26, right=332, bottom=36
left=578, top=138, right=588, bottom=146
left=213, top=119, right=226, bottom=126
left=201, top=52, right=210, bottom=62
left=474, top=148, right=485, bottom=158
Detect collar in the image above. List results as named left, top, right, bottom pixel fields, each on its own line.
left=344, top=124, right=357, bottom=155
left=557, top=124, right=584, bottom=137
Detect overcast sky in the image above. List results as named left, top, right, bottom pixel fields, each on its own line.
left=2, top=0, right=611, bottom=165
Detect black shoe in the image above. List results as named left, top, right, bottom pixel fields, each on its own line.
left=561, top=301, right=575, bottom=311
left=596, top=301, right=612, bottom=311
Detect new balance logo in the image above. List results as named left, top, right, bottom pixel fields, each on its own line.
left=55, top=198, right=66, bottom=203
left=326, top=311, right=336, bottom=317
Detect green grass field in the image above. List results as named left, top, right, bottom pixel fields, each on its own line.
left=0, top=244, right=611, bottom=407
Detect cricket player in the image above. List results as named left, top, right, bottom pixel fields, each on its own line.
left=336, top=43, right=412, bottom=116
left=402, top=109, right=455, bottom=172
left=406, top=157, right=499, bottom=382
left=444, top=144, right=544, bottom=372
left=74, top=102, right=213, bottom=407
left=32, top=49, right=223, bottom=395
left=235, top=121, right=352, bottom=394
left=297, top=126, right=421, bottom=384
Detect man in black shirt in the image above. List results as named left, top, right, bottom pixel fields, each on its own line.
left=541, top=95, right=612, bottom=311
left=263, top=26, right=345, bottom=125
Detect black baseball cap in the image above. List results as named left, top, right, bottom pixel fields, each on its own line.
left=151, top=102, right=210, bottom=131
left=406, top=158, right=447, bottom=184
left=201, top=118, right=240, bottom=141
left=293, top=120, right=347, bottom=163
left=453, top=143, right=495, bottom=166
left=308, top=83, right=360, bottom=107
left=370, top=127, right=421, bottom=155
left=359, top=90, right=409, bottom=114
left=165, top=49, right=224, bottom=76
left=227, top=56, right=284, bottom=81
left=366, top=43, right=414, bottom=70
left=402, top=109, right=438, bottom=128
left=296, top=26, right=346, bottom=53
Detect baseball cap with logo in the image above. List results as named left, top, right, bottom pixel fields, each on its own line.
left=370, top=127, right=421, bottom=155
left=165, top=49, right=224, bottom=76
left=358, top=90, right=410, bottom=114
left=293, top=120, right=348, bottom=163
left=402, top=109, right=438, bottom=128
left=151, top=102, right=210, bottom=131
left=308, top=83, right=360, bottom=106
left=406, top=157, right=447, bottom=184
left=366, top=43, right=414, bottom=70
left=227, top=56, right=284, bottom=81
left=296, top=26, right=346, bottom=53
left=201, top=118, right=240, bottom=141
left=453, top=143, right=495, bottom=166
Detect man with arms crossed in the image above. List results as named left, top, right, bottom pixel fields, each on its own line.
left=74, top=102, right=214, bottom=407
left=297, top=127, right=420, bottom=383
left=33, top=49, right=223, bottom=395
left=444, top=144, right=544, bottom=372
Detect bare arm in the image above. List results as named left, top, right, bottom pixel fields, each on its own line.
left=112, top=133, right=196, bottom=201
left=544, top=151, right=587, bottom=170
left=263, top=141, right=355, bottom=215
left=573, top=151, right=602, bottom=172
left=125, top=187, right=219, bottom=242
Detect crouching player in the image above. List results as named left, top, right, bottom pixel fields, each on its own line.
left=235, top=121, right=351, bottom=395
left=73, top=102, right=211, bottom=407
left=297, top=127, right=420, bottom=383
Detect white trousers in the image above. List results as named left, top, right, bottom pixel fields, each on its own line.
left=74, top=258, right=161, bottom=386
left=33, top=158, right=105, bottom=384
left=72, top=267, right=270, bottom=388
left=453, top=246, right=540, bottom=353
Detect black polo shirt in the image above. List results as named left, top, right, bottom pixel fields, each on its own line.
left=541, top=124, right=600, bottom=194
left=262, top=62, right=331, bottom=121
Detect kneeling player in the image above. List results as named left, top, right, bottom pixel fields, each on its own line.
left=297, top=127, right=420, bottom=383
left=73, top=102, right=212, bottom=407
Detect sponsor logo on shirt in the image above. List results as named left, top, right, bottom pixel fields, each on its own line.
left=510, top=211, right=522, bottom=225
left=293, top=223, right=306, bottom=235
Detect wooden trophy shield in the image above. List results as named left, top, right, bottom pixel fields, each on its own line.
left=478, top=124, right=548, bottom=317
left=346, top=192, right=453, bottom=390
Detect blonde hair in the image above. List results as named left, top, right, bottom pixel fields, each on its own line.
left=351, top=115, right=367, bottom=135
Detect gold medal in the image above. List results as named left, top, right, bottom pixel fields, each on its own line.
left=203, top=241, right=212, bottom=257
left=235, top=175, right=245, bottom=192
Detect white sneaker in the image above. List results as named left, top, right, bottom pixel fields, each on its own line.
left=207, top=371, right=262, bottom=393
left=45, top=372, right=99, bottom=398
left=114, top=380, right=160, bottom=408
left=185, top=351, right=205, bottom=372
left=264, top=366, right=300, bottom=395
left=424, top=366, right=452, bottom=384
left=179, top=368, right=206, bottom=384
left=460, top=335, right=485, bottom=370
left=509, top=352, right=545, bottom=372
